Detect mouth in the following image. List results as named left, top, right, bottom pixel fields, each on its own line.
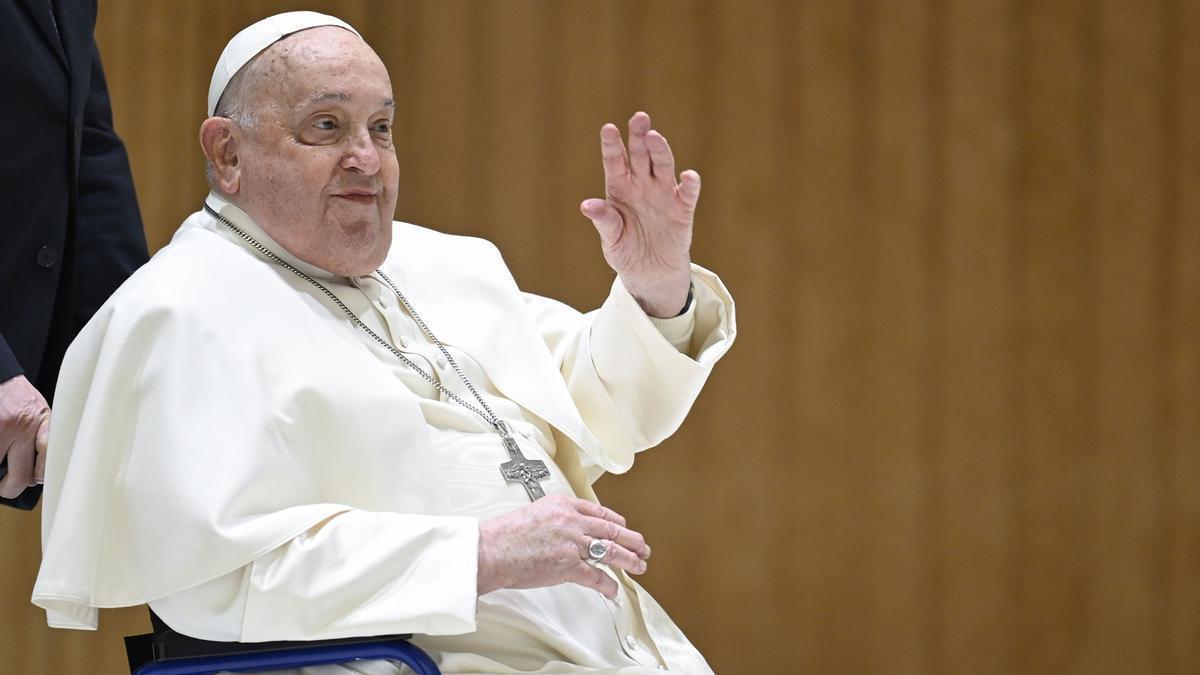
left=332, top=189, right=378, bottom=204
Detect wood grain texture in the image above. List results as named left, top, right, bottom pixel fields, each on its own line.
left=1, top=1, right=1196, bottom=673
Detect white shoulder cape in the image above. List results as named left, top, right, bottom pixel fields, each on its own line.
left=32, top=207, right=736, bottom=633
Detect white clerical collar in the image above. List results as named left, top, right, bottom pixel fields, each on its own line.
left=203, top=192, right=345, bottom=283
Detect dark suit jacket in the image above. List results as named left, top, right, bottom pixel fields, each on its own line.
left=0, top=0, right=148, bottom=509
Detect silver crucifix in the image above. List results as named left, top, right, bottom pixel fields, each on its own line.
left=498, top=429, right=550, bottom=502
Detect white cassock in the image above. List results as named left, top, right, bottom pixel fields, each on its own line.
left=33, top=193, right=736, bottom=674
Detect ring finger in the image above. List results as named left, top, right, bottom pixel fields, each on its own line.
left=580, top=535, right=648, bottom=575
left=581, top=515, right=651, bottom=559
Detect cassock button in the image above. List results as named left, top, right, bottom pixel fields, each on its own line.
left=625, top=635, right=638, bottom=650
left=436, top=356, right=448, bottom=369
left=36, top=246, right=59, bottom=268
left=397, top=336, right=410, bottom=349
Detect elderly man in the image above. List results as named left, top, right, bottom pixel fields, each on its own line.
left=33, top=12, right=734, bottom=674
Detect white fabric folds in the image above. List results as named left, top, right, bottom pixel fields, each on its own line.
left=33, top=198, right=736, bottom=651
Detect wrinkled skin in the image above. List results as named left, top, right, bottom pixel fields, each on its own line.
left=0, top=375, right=49, bottom=499
left=201, top=27, right=398, bottom=277
left=478, top=495, right=651, bottom=599
left=582, top=111, right=699, bottom=318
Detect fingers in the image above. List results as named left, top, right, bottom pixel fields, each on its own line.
left=599, top=123, right=629, bottom=186
left=580, top=198, right=624, bottom=245
left=33, top=412, right=49, bottom=485
left=569, top=496, right=628, bottom=528
left=478, top=495, right=649, bottom=600
left=678, top=169, right=702, bottom=210
left=645, top=130, right=676, bottom=183
left=565, top=496, right=652, bottom=566
left=0, top=437, right=34, bottom=498
left=576, top=564, right=619, bottom=600
left=581, top=537, right=649, bottom=579
left=0, top=376, right=50, bottom=497
left=626, top=111, right=652, bottom=177
left=602, top=112, right=683, bottom=185
left=581, top=516, right=650, bottom=560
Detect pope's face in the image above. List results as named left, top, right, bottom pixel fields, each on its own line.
left=232, top=27, right=399, bottom=277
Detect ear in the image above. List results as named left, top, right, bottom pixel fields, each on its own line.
left=199, top=118, right=243, bottom=194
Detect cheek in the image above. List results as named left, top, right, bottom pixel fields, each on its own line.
left=380, top=153, right=401, bottom=199
left=251, top=157, right=292, bottom=196
left=258, top=146, right=336, bottom=197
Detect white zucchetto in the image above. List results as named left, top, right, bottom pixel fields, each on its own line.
left=207, top=11, right=362, bottom=116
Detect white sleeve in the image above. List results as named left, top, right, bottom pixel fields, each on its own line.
left=524, top=263, right=736, bottom=477
left=645, top=289, right=697, bottom=354
left=148, top=511, right=480, bottom=642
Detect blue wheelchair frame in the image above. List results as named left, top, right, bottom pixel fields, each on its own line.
left=126, top=617, right=441, bottom=675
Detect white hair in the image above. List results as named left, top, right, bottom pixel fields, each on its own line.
left=204, top=55, right=267, bottom=188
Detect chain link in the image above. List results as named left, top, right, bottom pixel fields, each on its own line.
left=204, top=205, right=506, bottom=434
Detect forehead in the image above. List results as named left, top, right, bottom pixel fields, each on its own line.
left=257, top=27, right=391, bottom=107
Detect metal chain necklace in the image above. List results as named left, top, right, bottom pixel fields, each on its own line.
left=203, top=204, right=551, bottom=501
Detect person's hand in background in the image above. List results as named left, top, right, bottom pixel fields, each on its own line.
left=0, top=374, right=50, bottom=498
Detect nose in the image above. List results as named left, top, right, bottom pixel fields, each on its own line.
left=340, top=126, right=381, bottom=175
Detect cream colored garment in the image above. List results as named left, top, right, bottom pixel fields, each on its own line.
left=34, top=194, right=736, bottom=673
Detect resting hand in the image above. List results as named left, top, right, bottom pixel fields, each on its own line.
left=477, top=494, right=652, bottom=599
left=581, top=111, right=699, bottom=318
left=0, top=375, right=50, bottom=499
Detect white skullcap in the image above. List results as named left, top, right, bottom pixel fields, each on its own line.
left=208, top=11, right=362, bottom=116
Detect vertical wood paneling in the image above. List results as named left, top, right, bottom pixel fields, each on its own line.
left=939, top=0, right=1017, bottom=672
left=790, top=1, right=864, bottom=671
left=1165, top=2, right=1200, bottom=671
left=766, top=2, right=807, bottom=669
left=1015, top=1, right=1094, bottom=672
left=477, top=2, right=544, bottom=286
left=0, top=2, right=1195, bottom=674
left=389, top=1, right=473, bottom=234
left=706, top=4, right=782, bottom=672
left=552, top=0, right=627, bottom=312
left=871, top=1, right=935, bottom=673
left=920, top=1, right=952, bottom=671
left=1090, top=1, right=1168, bottom=672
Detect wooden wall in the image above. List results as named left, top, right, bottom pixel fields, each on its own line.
left=1, top=1, right=1196, bottom=673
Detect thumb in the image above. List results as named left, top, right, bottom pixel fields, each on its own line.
left=33, top=412, right=49, bottom=484
left=580, top=199, right=623, bottom=245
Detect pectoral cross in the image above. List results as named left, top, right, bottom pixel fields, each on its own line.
left=498, top=430, right=550, bottom=502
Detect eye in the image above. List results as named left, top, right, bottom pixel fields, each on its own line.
left=372, top=120, right=392, bottom=135
left=313, top=118, right=338, bottom=131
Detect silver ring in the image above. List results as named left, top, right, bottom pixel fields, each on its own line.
left=587, top=538, right=610, bottom=564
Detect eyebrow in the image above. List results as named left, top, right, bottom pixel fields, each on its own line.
left=307, top=92, right=395, bottom=109
left=309, top=92, right=349, bottom=104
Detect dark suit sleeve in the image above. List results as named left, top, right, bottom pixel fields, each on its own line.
left=0, top=337, right=22, bottom=384
left=71, top=38, right=148, bottom=331
left=0, top=41, right=147, bottom=512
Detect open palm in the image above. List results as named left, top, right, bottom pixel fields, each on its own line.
left=580, top=112, right=699, bottom=318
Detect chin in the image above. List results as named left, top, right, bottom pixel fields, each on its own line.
left=331, top=222, right=391, bottom=276
left=337, top=246, right=390, bottom=277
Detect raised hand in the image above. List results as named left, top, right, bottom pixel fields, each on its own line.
left=476, top=494, right=651, bottom=599
left=581, top=112, right=699, bottom=318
